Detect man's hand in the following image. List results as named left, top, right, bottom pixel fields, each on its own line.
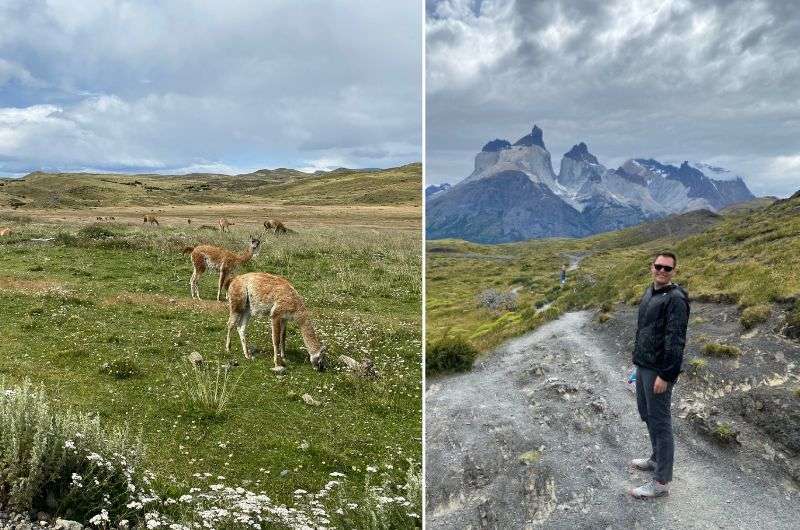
left=653, top=376, right=668, bottom=394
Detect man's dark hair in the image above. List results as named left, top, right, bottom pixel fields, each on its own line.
left=654, top=251, right=677, bottom=266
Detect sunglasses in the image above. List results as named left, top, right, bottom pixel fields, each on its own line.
left=653, top=264, right=674, bottom=272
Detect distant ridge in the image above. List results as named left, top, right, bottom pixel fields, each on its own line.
left=426, top=124, right=755, bottom=243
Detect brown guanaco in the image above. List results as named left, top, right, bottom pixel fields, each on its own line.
left=183, top=237, right=261, bottom=301
left=225, top=272, right=326, bottom=371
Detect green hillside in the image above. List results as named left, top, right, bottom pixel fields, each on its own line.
left=0, top=163, right=421, bottom=209
left=427, top=192, right=800, bottom=353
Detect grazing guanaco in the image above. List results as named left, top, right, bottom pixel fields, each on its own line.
left=218, top=218, right=235, bottom=232
left=183, top=237, right=261, bottom=301
left=0, top=227, right=11, bottom=236
left=143, top=214, right=159, bottom=226
left=263, top=219, right=289, bottom=234
left=225, top=272, right=326, bottom=371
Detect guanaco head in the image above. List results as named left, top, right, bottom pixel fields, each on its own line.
left=310, top=344, right=327, bottom=371
left=249, top=236, right=262, bottom=255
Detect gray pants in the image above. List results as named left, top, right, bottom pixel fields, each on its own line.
left=635, top=366, right=675, bottom=483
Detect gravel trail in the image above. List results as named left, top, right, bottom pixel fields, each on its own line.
left=426, top=311, right=800, bottom=529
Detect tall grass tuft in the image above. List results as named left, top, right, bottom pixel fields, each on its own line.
left=182, top=360, right=244, bottom=417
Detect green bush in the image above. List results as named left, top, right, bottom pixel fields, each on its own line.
left=702, top=342, right=741, bottom=357
left=740, top=305, right=771, bottom=329
left=426, top=335, right=478, bottom=376
left=77, top=224, right=114, bottom=240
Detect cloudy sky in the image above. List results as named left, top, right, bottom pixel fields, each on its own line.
left=426, top=0, right=800, bottom=197
left=0, top=0, right=421, bottom=176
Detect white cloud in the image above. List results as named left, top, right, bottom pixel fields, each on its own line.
left=0, top=1, right=421, bottom=174
left=426, top=0, right=800, bottom=196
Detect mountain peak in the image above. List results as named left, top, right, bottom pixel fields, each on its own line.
left=482, top=139, right=511, bottom=152
left=513, top=125, right=545, bottom=149
left=564, top=142, right=599, bottom=164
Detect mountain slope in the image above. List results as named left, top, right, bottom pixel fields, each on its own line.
left=426, top=125, right=755, bottom=243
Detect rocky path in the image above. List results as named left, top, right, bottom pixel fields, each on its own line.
left=425, top=311, right=800, bottom=529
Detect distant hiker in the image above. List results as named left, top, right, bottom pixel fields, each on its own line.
left=629, top=251, right=689, bottom=499
left=560, top=264, right=567, bottom=286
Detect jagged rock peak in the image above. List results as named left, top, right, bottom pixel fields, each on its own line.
left=564, top=142, right=599, bottom=164
left=482, top=139, right=512, bottom=152
left=513, top=125, right=545, bottom=149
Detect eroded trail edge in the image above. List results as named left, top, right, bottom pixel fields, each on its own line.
left=426, top=310, right=800, bottom=529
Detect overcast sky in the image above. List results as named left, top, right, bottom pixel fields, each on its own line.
left=0, top=0, right=421, bottom=176
left=426, top=0, right=800, bottom=197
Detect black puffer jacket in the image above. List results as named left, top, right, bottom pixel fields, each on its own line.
left=632, top=283, right=690, bottom=383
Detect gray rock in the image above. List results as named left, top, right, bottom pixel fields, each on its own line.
left=54, top=520, right=83, bottom=530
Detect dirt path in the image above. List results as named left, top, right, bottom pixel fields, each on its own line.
left=426, top=311, right=800, bottom=529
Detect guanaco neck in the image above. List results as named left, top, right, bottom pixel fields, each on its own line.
left=297, top=311, right=322, bottom=354
left=236, top=246, right=255, bottom=265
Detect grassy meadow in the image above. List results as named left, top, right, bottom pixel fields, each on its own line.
left=426, top=194, right=800, bottom=361
left=0, top=167, right=422, bottom=527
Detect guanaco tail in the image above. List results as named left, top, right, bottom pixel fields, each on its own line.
left=183, top=237, right=261, bottom=301
left=225, top=272, right=326, bottom=371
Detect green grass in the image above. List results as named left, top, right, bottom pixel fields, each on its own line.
left=0, top=220, right=421, bottom=524
left=427, top=194, right=800, bottom=356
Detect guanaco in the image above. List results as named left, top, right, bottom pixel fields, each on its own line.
left=263, top=219, right=289, bottom=234
left=0, top=227, right=11, bottom=236
left=218, top=218, right=235, bottom=232
left=183, top=237, right=261, bottom=301
left=143, top=214, right=159, bottom=226
left=225, top=272, right=326, bottom=371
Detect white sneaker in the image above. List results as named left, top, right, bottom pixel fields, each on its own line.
left=629, top=480, right=669, bottom=499
left=630, top=457, right=656, bottom=471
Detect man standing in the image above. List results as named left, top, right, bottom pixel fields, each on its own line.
left=629, top=251, right=689, bottom=499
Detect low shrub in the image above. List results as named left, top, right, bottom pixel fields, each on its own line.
left=426, top=335, right=478, bottom=376
left=785, top=301, right=800, bottom=340
left=687, top=358, right=707, bottom=375
left=740, top=305, right=771, bottom=330
left=598, top=313, right=611, bottom=323
left=77, top=224, right=114, bottom=240
left=712, top=423, right=738, bottom=444
left=600, top=300, right=614, bottom=313
left=703, top=342, right=741, bottom=357
left=0, top=379, right=146, bottom=524
left=99, top=358, right=140, bottom=379
left=476, top=289, right=518, bottom=312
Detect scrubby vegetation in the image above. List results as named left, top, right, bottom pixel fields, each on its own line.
left=426, top=334, right=478, bottom=376
left=427, top=193, right=800, bottom=356
left=740, top=305, right=771, bottom=329
left=703, top=343, right=742, bottom=357
left=687, top=358, right=707, bottom=375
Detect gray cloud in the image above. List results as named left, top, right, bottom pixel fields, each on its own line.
left=0, top=0, right=421, bottom=174
left=426, top=0, right=800, bottom=196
